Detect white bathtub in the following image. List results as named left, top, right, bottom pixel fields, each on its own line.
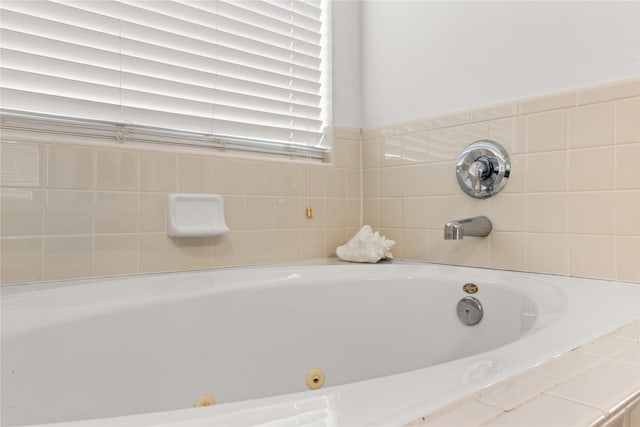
left=1, top=262, right=639, bottom=427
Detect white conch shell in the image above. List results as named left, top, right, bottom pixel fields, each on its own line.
left=336, top=225, right=395, bottom=263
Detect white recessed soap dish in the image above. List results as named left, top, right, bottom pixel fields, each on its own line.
left=167, top=193, right=230, bottom=237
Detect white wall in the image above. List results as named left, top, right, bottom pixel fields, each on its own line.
left=361, top=1, right=640, bottom=129
left=332, top=0, right=362, bottom=128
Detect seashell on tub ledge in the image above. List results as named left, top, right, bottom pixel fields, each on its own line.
left=336, top=225, right=395, bottom=263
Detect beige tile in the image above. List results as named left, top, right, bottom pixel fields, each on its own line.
left=47, top=144, right=95, bottom=189
left=346, top=169, right=361, bottom=199
left=378, top=198, right=403, bottom=228
left=222, top=195, right=245, bottom=231
left=470, top=101, right=518, bottom=122
left=568, top=102, right=615, bottom=148
left=213, top=158, right=246, bottom=195
left=213, top=232, right=245, bottom=267
left=177, top=237, right=214, bottom=270
left=579, top=335, right=637, bottom=358
left=331, top=138, right=347, bottom=168
left=527, top=233, right=568, bottom=275
left=1, top=189, right=44, bottom=236
left=479, top=372, right=559, bottom=411
left=568, top=192, right=614, bottom=235
left=452, top=234, right=491, bottom=268
left=488, top=116, right=526, bottom=155
left=302, top=197, right=325, bottom=228
left=568, top=146, right=615, bottom=191
left=403, top=164, right=428, bottom=197
left=426, top=162, right=459, bottom=196
left=535, top=350, right=604, bottom=380
left=615, top=191, right=640, bottom=236
left=403, top=197, right=429, bottom=229
left=95, top=192, right=137, bottom=234
left=94, top=234, right=137, bottom=276
left=274, top=197, right=301, bottom=229
left=526, top=194, right=567, bottom=233
left=325, top=168, right=347, bottom=197
left=395, top=119, right=429, bottom=135
left=44, top=236, right=93, bottom=280
left=362, top=139, right=379, bottom=169
left=96, top=149, right=137, bottom=191
left=363, top=169, right=378, bottom=198
left=491, top=194, right=526, bottom=232
left=519, top=89, right=577, bottom=115
left=378, top=167, right=403, bottom=197
left=426, top=229, right=458, bottom=264
left=401, top=132, right=428, bottom=164
left=299, top=166, right=325, bottom=198
left=428, top=128, right=457, bottom=162
left=578, top=78, right=640, bottom=105
left=244, top=230, right=274, bottom=265
left=429, top=111, right=470, bottom=129
left=568, top=235, right=615, bottom=280
left=363, top=198, right=379, bottom=228
left=378, top=136, right=403, bottom=167
left=325, top=228, right=347, bottom=257
left=274, top=229, right=300, bottom=263
left=425, top=401, right=502, bottom=427
left=45, top=190, right=94, bottom=235
left=346, top=198, right=361, bottom=228
left=616, top=237, right=640, bottom=282
left=428, top=196, right=491, bottom=230
left=1, top=237, right=43, bottom=284
left=613, top=320, right=640, bottom=342
left=1, top=142, right=45, bottom=188
left=344, top=140, right=361, bottom=170
left=491, top=232, right=526, bottom=271
left=299, top=228, right=325, bottom=260
left=613, top=344, right=640, bottom=365
left=177, top=156, right=213, bottom=193
left=402, top=228, right=428, bottom=261
left=274, top=163, right=301, bottom=196
left=333, top=127, right=361, bottom=141
left=616, top=97, right=640, bottom=144
left=138, top=151, right=176, bottom=192
left=615, top=144, right=640, bottom=190
left=138, top=233, right=177, bottom=273
left=526, top=151, right=567, bottom=192
left=326, top=198, right=347, bottom=228
left=245, top=196, right=274, bottom=230
left=456, top=122, right=489, bottom=153
left=481, top=393, right=603, bottom=427
left=138, top=193, right=167, bottom=232
left=526, top=109, right=567, bottom=152
left=245, top=161, right=274, bottom=195
left=548, top=360, right=640, bottom=412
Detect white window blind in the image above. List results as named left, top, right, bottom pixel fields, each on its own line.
left=0, top=0, right=330, bottom=159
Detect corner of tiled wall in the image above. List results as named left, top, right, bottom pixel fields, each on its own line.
left=362, top=77, right=640, bottom=283
left=0, top=127, right=362, bottom=285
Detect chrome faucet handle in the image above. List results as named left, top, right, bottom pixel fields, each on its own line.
left=456, top=140, right=510, bottom=199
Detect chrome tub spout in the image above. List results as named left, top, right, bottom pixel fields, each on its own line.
left=444, top=216, right=492, bottom=240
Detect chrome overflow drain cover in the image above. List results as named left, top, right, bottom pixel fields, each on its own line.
left=457, top=296, right=483, bottom=326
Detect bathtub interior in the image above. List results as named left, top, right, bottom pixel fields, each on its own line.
left=0, top=264, right=551, bottom=427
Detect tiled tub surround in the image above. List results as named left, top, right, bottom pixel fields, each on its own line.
left=407, top=320, right=640, bottom=427
left=0, top=128, right=362, bottom=285
left=363, top=77, right=640, bottom=282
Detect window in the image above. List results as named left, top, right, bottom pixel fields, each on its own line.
left=0, top=0, right=330, bottom=160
